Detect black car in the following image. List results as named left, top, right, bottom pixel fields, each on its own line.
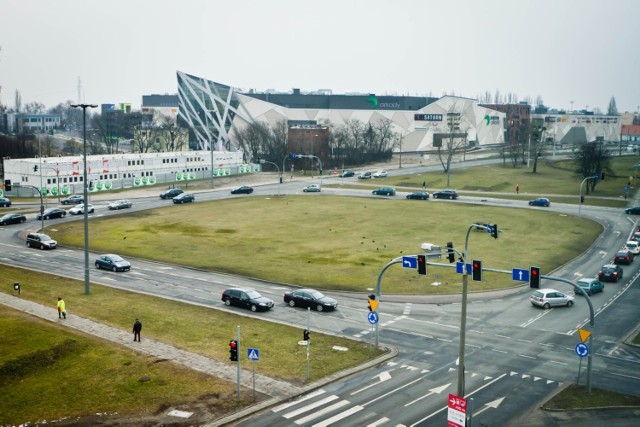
left=432, top=189, right=459, bottom=199
left=26, top=232, right=57, bottom=249
left=625, top=206, right=640, bottom=215
left=283, top=288, right=338, bottom=312
left=173, top=193, right=195, bottom=204
left=37, top=208, right=67, bottom=220
left=406, top=191, right=429, bottom=200
left=614, top=250, right=633, bottom=265
left=598, top=264, right=623, bottom=282
left=0, top=197, right=11, bottom=207
left=339, top=170, right=355, bottom=178
left=61, top=195, right=84, bottom=205
left=372, top=187, right=396, bottom=196
left=230, top=186, right=254, bottom=195
left=221, top=288, right=274, bottom=312
left=160, top=188, right=183, bottom=199
left=95, top=254, right=131, bottom=272
left=0, top=213, right=26, bottom=225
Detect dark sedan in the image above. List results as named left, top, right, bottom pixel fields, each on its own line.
left=0, top=213, right=26, bottom=225
left=283, top=289, right=338, bottom=312
left=173, top=193, right=195, bottom=204
left=221, top=288, right=274, bottom=312
left=37, top=208, right=67, bottom=220
left=432, top=189, right=459, bottom=199
left=528, top=198, right=550, bottom=207
left=231, top=186, right=254, bottom=195
left=60, top=195, right=84, bottom=205
left=614, top=250, right=633, bottom=265
left=339, top=170, right=355, bottom=178
left=95, top=254, right=131, bottom=272
left=625, top=206, right=640, bottom=215
left=0, top=197, right=11, bottom=207
left=406, top=191, right=429, bottom=200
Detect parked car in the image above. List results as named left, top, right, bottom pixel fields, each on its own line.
left=160, top=188, right=183, bottom=199
left=625, top=241, right=640, bottom=257
left=26, top=232, right=57, bottom=250
left=528, top=198, right=551, bottom=207
left=37, top=208, right=67, bottom=220
left=530, top=288, right=574, bottom=309
left=339, top=170, right=355, bottom=178
left=358, top=171, right=372, bottom=180
left=60, top=195, right=84, bottom=205
left=373, top=169, right=388, bottom=178
left=108, top=199, right=132, bottom=210
left=221, top=288, right=274, bottom=312
left=0, top=197, right=11, bottom=207
left=432, top=189, right=459, bottom=199
left=303, top=184, right=321, bottom=192
left=173, top=193, right=195, bottom=204
left=625, top=206, right=640, bottom=214
left=576, top=278, right=604, bottom=296
left=372, top=187, right=396, bottom=196
left=69, top=203, right=94, bottom=215
left=598, top=264, right=623, bottom=282
left=230, top=186, right=254, bottom=194
left=614, top=249, right=633, bottom=265
left=406, top=191, right=429, bottom=200
left=283, top=288, right=338, bottom=312
left=0, top=213, right=26, bottom=225
left=95, top=254, right=131, bottom=272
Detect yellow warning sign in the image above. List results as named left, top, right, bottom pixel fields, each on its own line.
left=368, top=299, right=379, bottom=312
left=578, top=328, right=591, bottom=343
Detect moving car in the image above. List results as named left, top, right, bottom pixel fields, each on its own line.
left=37, top=208, right=67, bottom=220
left=406, top=191, right=429, bottom=200
left=108, top=199, right=132, bottom=210
left=432, top=189, right=459, bottom=199
left=625, top=206, right=640, bottom=215
left=358, top=171, right=372, bottom=180
left=173, top=193, right=195, bottom=204
left=303, top=184, right=321, bottom=192
left=372, top=187, right=396, bottom=196
left=528, top=198, right=551, bottom=207
left=95, top=254, right=131, bottom=272
left=339, top=170, right=355, bottom=178
left=0, top=197, right=11, bottom=207
left=614, top=249, right=633, bottom=265
left=160, top=188, right=183, bottom=199
left=221, top=288, right=274, bottom=312
left=598, top=264, right=623, bottom=282
left=530, top=288, right=574, bottom=309
left=0, top=213, right=26, bottom=225
left=60, top=195, right=84, bottom=205
left=625, top=241, right=640, bottom=257
left=69, top=203, right=94, bottom=215
left=230, top=186, right=254, bottom=194
left=283, top=288, right=338, bottom=312
left=576, top=278, right=604, bottom=296
left=373, top=169, right=388, bottom=178
left=26, top=232, right=57, bottom=250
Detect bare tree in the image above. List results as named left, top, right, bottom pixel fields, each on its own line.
left=24, top=101, right=46, bottom=114
left=572, top=142, right=610, bottom=193
left=530, top=123, right=546, bottom=173
left=607, top=96, right=618, bottom=116
left=437, top=105, right=468, bottom=186
left=62, top=139, right=82, bottom=155
left=14, top=89, right=21, bottom=113
left=133, top=127, right=160, bottom=153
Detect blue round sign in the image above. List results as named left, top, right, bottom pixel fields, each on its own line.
left=368, top=312, right=379, bottom=324
left=575, top=343, right=589, bottom=358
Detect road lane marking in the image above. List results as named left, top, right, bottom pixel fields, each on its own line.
left=312, top=405, right=364, bottom=427
left=295, top=399, right=349, bottom=425
left=283, top=395, right=339, bottom=419
left=272, top=389, right=326, bottom=412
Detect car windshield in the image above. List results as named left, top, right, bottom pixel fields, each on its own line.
left=309, top=290, right=325, bottom=299
left=110, top=255, right=124, bottom=262
left=246, top=290, right=262, bottom=299
left=40, top=235, right=53, bottom=241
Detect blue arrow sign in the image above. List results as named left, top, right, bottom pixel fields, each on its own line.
left=575, top=343, right=588, bottom=358
left=247, top=348, right=260, bottom=361
left=512, top=268, right=530, bottom=282
left=368, top=312, right=379, bottom=324
left=456, top=262, right=472, bottom=274
left=402, top=256, right=417, bottom=269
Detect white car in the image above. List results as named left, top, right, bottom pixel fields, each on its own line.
left=625, top=241, right=640, bottom=256
left=530, top=288, right=574, bottom=309
left=69, top=203, right=95, bottom=215
left=373, top=169, right=388, bottom=178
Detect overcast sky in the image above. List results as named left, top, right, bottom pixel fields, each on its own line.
left=1, top=0, right=639, bottom=113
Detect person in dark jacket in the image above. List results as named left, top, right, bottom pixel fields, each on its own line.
left=132, top=319, right=142, bottom=342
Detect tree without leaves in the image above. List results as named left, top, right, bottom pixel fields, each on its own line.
left=607, top=96, right=618, bottom=116
left=572, top=142, right=610, bottom=194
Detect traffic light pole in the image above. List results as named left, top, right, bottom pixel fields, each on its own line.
left=236, top=324, right=241, bottom=400
left=306, top=307, right=311, bottom=382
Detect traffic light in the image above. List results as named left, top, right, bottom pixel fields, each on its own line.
left=580, top=195, right=585, bottom=203
left=530, top=266, right=540, bottom=288
left=303, top=329, right=310, bottom=342
left=33, top=165, right=38, bottom=172
left=229, top=339, right=238, bottom=361
left=446, top=242, right=455, bottom=263
left=490, top=223, right=498, bottom=239
left=600, top=172, right=605, bottom=180
left=417, top=254, right=427, bottom=275
left=472, top=260, right=482, bottom=282
left=4, top=180, right=11, bottom=191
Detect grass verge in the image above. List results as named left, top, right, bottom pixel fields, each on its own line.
left=543, top=383, right=640, bottom=410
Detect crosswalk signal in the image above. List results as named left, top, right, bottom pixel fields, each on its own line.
left=417, top=254, right=427, bottom=275
left=303, top=329, right=310, bottom=342
left=229, top=339, right=238, bottom=361
left=446, top=242, right=455, bottom=263
left=472, top=260, right=482, bottom=282
left=530, top=266, right=540, bottom=288
left=4, top=180, right=11, bottom=191
left=490, top=223, right=498, bottom=239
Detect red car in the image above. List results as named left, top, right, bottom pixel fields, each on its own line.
left=614, top=250, right=633, bottom=265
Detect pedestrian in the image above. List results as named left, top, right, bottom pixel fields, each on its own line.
left=57, top=297, right=66, bottom=319
left=133, top=319, right=142, bottom=342
left=516, top=184, right=520, bottom=194
left=422, top=181, right=426, bottom=190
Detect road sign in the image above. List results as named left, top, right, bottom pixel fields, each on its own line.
left=575, top=343, right=588, bottom=358
left=578, top=328, right=591, bottom=343
left=247, top=348, right=260, bottom=361
left=368, top=298, right=379, bottom=312
left=402, top=256, right=417, bottom=269
left=512, top=268, right=530, bottom=282
left=368, top=312, right=379, bottom=324
left=447, top=393, right=467, bottom=427
left=455, top=262, right=471, bottom=274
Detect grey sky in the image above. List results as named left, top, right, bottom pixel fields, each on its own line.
left=1, top=0, right=638, bottom=113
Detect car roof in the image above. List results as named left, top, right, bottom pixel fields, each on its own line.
left=602, top=264, right=618, bottom=268
left=536, top=288, right=560, bottom=293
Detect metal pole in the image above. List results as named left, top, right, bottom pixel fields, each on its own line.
left=259, top=159, right=281, bottom=196
left=457, top=224, right=475, bottom=397
left=236, top=324, right=241, bottom=400
left=374, top=257, right=404, bottom=347
left=306, top=307, right=311, bottom=382
left=39, top=138, right=44, bottom=231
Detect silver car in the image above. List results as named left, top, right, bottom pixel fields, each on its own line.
left=530, top=288, right=574, bottom=309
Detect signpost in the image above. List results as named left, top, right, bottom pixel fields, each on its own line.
left=448, top=393, right=467, bottom=427
left=247, top=347, right=259, bottom=400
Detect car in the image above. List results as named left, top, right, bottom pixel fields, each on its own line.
left=68, top=203, right=94, bottom=215
left=60, top=195, right=84, bottom=205
left=432, top=189, right=459, bottom=199
left=173, top=192, right=195, bottom=204
left=625, top=206, right=640, bottom=215
left=26, top=232, right=57, bottom=249
left=406, top=191, right=429, bottom=200
left=303, top=184, right=321, bottom=192
left=160, top=188, right=183, bottom=199
left=358, top=171, right=372, bottom=180
left=530, top=288, right=574, bottom=309
left=576, top=278, right=604, bottom=296
left=373, top=169, right=388, bottom=178
left=0, top=197, right=11, bottom=207
left=625, top=241, right=640, bottom=257
left=230, top=186, right=254, bottom=195
left=221, top=288, right=274, bottom=312
left=283, top=288, right=338, bottom=312
left=0, top=213, right=26, bottom=225
left=614, top=249, right=633, bottom=265
left=108, top=199, right=132, bottom=210
left=598, top=264, right=623, bottom=282
left=630, top=232, right=640, bottom=242
left=339, top=170, right=355, bottom=178
left=37, top=208, right=67, bottom=220
left=528, top=198, right=551, bottom=207
left=372, top=187, right=396, bottom=196
left=95, top=254, right=131, bottom=272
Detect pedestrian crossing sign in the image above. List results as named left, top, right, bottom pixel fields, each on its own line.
left=248, top=348, right=260, bottom=361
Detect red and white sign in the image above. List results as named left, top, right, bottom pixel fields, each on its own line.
left=447, top=393, right=467, bottom=427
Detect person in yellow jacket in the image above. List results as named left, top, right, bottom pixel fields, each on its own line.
left=57, top=297, right=66, bottom=319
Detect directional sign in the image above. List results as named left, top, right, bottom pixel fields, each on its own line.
left=247, top=347, right=260, bottom=361
left=455, top=262, right=472, bottom=274
left=448, top=393, right=467, bottom=427
left=368, top=311, right=379, bottom=325
left=512, top=268, right=530, bottom=282
left=578, top=328, right=592, bottom=343
left=402, top=256, right=417, bottom=269
left=575, top=343, right=588, bottom=358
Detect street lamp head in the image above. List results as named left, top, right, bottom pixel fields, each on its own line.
left=259, top=159, right=266, bottom=164
left=421, top=242, right=439, bottom=251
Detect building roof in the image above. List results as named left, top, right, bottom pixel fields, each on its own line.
left=622, top=124, right=640, bottom=135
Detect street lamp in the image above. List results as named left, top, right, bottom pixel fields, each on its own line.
left=258, top=159, right=281, bottom=195
left=71, top=103, right=98, bottom=295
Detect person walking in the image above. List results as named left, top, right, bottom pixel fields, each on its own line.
left=422, top=181, right=426, bottom=190
left=515, top=184, right=520, bottom=194
left=57, top=297, right=66, bottom=319
left=133, top=319, right=142, bottom=342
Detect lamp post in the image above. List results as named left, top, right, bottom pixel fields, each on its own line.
left=258, top=159, right=281, bottom=195
left=71, top=103, right=98, bottom=295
